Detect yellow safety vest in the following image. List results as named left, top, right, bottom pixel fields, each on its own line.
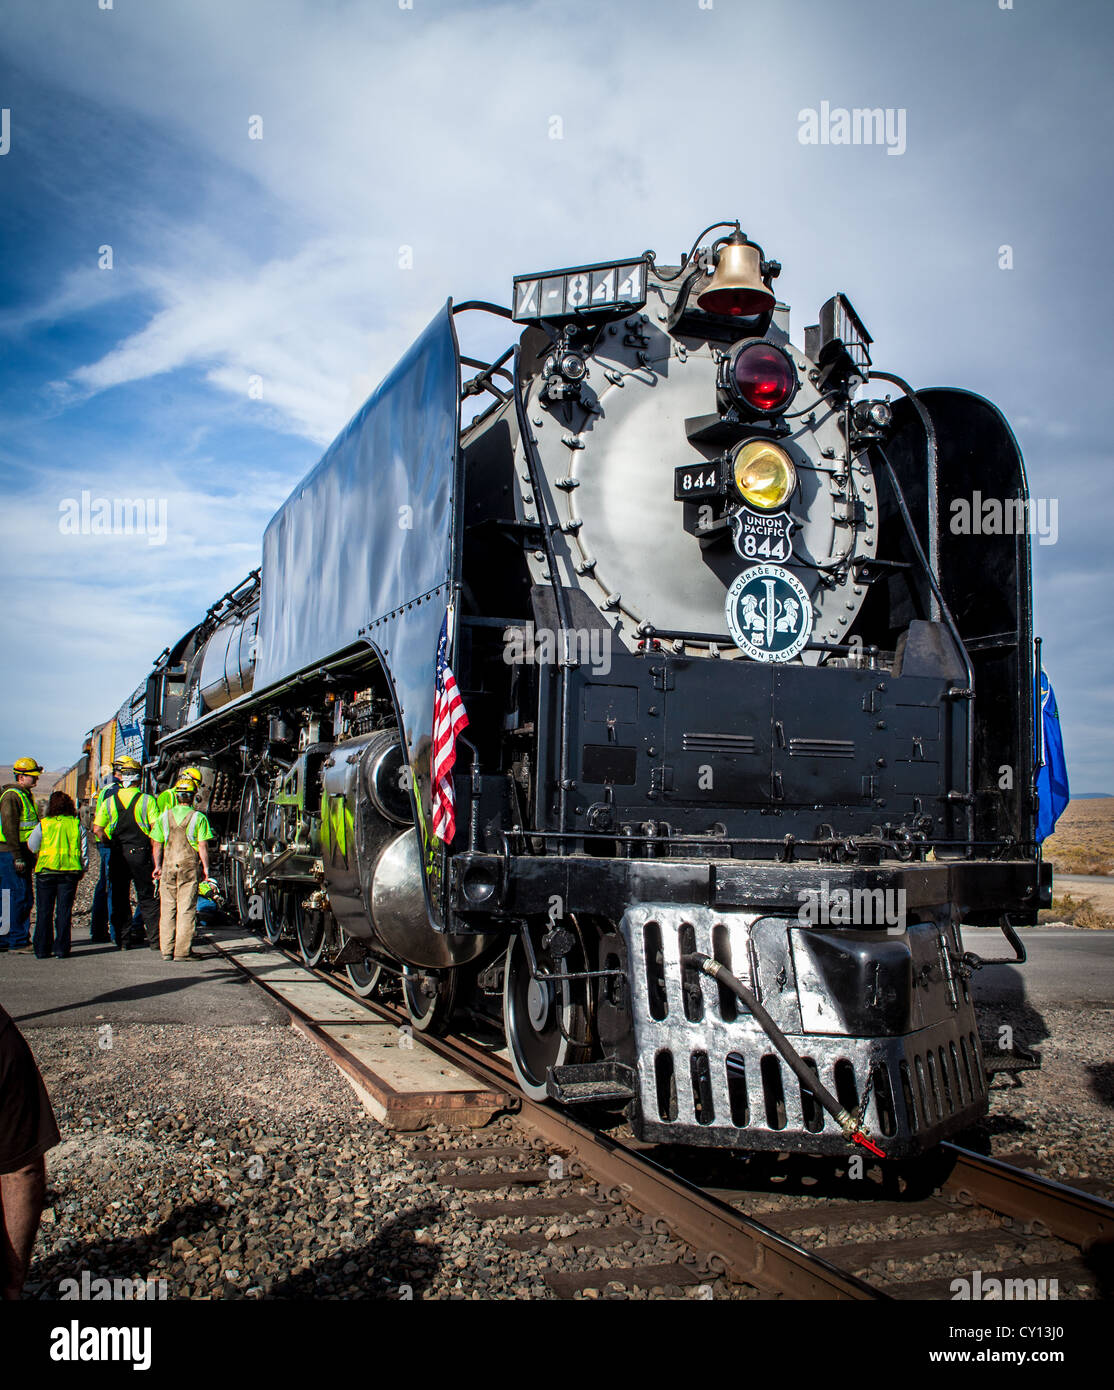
left=0, top=788, right=38, bottom=845
left=36, top=816, right=83, bottom=872
left=94, top=786, right=155, bottom=839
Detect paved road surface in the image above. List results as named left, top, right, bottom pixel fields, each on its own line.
left=961, top=926, right=1113, bottom=1008
left=0, top=931, right=285, bottom=1029
left=1, top=923, right=1110, bottom=1028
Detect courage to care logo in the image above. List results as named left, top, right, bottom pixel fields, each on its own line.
left=725, top=563, right=814, bottom=663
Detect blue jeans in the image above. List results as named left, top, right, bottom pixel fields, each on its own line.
left=34, top=874, right=79, bottom=958
left=91, top=843, right=113, bottom=940
left=0, top=850, right=33, bottom=948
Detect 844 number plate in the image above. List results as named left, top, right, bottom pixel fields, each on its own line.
left=730, top=506, right=795, bottom=562
left=674, top=461, right=722, bottom=500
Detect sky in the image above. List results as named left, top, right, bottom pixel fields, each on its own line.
left=1, top=0, right=1111, bottom=790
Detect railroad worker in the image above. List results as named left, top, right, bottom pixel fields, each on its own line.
left=150, top=777, right=214, bottom=961
left=96, top=760, right=148, bottom=946
left=181, top=766, right=206, bottom=812
left=0, top=758, right=43, bottom=954
left=28, top=792, right=88, bottom=960
left=89, top=765, right=118, bottom=944
left=196, top=878, right=219, bottom=926
left=93, top=755, right=159, bottom=950
left=0, top=1001, right=61, bottom=1299
left=154, top=766, right=201, bottom=816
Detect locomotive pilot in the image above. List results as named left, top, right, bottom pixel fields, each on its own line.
left=150, top=777, right=214, bottom=961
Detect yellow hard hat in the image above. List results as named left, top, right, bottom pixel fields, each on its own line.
left=182, top=766, right=203, bottom=784
left=173, top=778, right=197, bottom=794
left=13, top=757, right=43, bottom=778
left=113, top=754, right=142, bottom=772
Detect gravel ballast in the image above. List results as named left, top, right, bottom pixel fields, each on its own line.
left=15, top=877, right=1111, bottom=1300
left=20, top=997, right=1111, bottom=1301
left=24, top=1020, right=716, bottom=1301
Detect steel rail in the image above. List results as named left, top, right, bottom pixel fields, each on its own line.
left=207, top=932, right=879, bottom=1299
left=206, top=930, right=1114, bottom=1299
left=940, top=1143, right=1114, bottom=1251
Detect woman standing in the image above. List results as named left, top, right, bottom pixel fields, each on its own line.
left=28, top=792, right=88, bottom=960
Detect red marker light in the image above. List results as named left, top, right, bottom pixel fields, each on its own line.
left=730, top=341, right=797, bottom=415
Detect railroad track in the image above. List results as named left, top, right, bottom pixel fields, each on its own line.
left=202, top=927, right=1114, bottom=1301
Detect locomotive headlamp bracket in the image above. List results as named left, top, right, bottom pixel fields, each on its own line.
left=685, top=411, right=791, bottom=447
left=849, top=396, right=893, bottom=447
left=804, top=293, right=873, bottom=397
left=541, top=330, right=590, bottom=404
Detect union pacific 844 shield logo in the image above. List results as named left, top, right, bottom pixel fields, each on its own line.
left=725, top=563, right=814, bottom=663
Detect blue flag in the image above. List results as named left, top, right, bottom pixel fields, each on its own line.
left=1035, top=672, right=1069, bottom=842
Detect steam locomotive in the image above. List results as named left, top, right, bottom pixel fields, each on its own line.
left=78, top=220, right=1050, bottom=1158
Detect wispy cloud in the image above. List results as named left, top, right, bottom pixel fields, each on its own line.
left=63, top=236, right=427, bottom=443
left=1, top=0, right=1111, bottom=782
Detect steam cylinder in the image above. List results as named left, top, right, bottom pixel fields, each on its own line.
left=320, top=731, right=495, bottom=966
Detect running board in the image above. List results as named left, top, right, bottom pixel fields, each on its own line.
left=548, top=1062, right=636, bottom=1106
left=981, top=1045, right=1041, bottom=1078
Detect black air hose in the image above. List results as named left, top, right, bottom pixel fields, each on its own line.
left=681, top=952, right=884, bottom=1156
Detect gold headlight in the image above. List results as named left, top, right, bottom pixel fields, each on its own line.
left=732, top=440, right=796, bottom=511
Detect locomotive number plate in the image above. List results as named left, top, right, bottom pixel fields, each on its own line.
left=729, top=505, right=795, bottom=562
left=674, top=461, right=722, bottom=500
left=513, top=259, right=647, bottom=323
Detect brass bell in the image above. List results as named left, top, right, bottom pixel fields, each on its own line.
left=696, top=231, right=775, bottom=318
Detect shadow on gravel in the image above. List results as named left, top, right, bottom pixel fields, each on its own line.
left=957, top=1114, right=1035, bottom=1157
left=267, top=1202, right=447, bottom=1300
left=974, top=974, right=1050, bottom=1046
left=1081, top=1244, right=1114, bottom=1301
left=1085, top=1062, right=1114, bottom=1109
left=28, top=1199, right=449, bottom=1301
left=26, top=1200, right=225, bottom=1300
left=645, top=1145, right=950, bottom=1203
left=13, top=971, right=251, bottom=1026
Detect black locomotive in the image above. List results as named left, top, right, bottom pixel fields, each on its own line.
left=85, top=220, right=1050, bottom=1158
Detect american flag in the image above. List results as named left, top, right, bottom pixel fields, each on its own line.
left=431, top=610, right=469, bottom=843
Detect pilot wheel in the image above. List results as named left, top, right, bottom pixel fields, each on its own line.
left=503, top=921, right=591, bottom=1101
